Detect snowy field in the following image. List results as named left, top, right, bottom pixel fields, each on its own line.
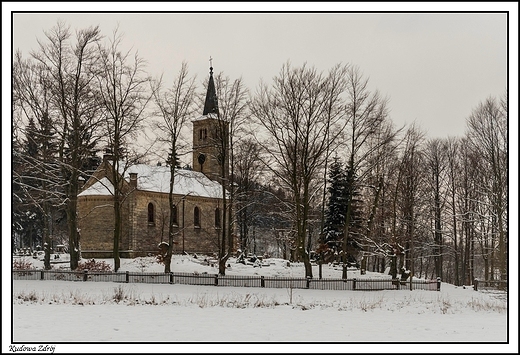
left=7, top=255, right=516, bottom=353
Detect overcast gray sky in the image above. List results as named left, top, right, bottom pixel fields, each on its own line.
left=6, top=3, right=515, bottom=139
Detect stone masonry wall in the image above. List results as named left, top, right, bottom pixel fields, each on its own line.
left=132, top=191, right=224, bottom=256
left=77, top=196, right=115, bottom=255
left=78, top=190, right=227, bottom=258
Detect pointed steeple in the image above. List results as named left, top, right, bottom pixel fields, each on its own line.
left=202, top=64, right=219, bottom=116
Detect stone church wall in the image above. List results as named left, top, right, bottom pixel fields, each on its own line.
left=77, top=196, right=115, bottom=258
left=132, top=191, right=224, bottom=256
left=78, top=190, right=227, bottom=259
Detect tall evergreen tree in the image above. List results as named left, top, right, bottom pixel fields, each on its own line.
left=323, top=157, right=347, bottom=254
left=322, top=157, right=364, bottom=265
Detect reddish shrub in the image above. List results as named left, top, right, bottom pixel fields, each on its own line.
left=12, top=258, right=33, bottom=270
left=77, top=259, right=112, bottom=271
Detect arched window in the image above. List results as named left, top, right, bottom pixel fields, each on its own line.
left=148, top=202, right=155, bottom=225
left=194, top=206, right=201, bottom=228
left=199, top=128, right=208, bottom=140
left=172, top=205, right=178, bottom=225
left=214, top=207, right=221, bottom=228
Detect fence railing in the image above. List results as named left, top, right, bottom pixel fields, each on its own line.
left=12, top=269, right=441, bottom=291
left=473, top=279, right=507, bottom=292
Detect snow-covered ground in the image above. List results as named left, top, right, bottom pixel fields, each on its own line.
left=6, top=255, right=516, bottom=353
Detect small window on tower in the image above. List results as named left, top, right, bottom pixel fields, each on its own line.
left=214, top=207, right=221, bottom=228
left=199, top=129, right=203, bottom=140
left=194, top=207, right=201, bottom=228
left=172, top=205, right=178, bottom=226
left=148, top=202, right=155, bottom=225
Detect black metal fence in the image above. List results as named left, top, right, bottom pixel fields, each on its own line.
left=473, top=279, right=507, bottom=292
left=12, top=269, right=441, bottom=291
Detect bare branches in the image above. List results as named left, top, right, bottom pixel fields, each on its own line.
left=14, top=21, right=103, bottom=269
left=93, top=28, right=155, bottom=271
left=251, top=62, right=349, bottom=277
left=151, top=62, right=197, bottom=273
left=96, top=28, right=154, bottom=153
left=152, top=61, right=197, bottom=157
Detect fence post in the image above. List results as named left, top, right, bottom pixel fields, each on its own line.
left=261, top=276, right=265, bottom=288
left=473, top=278, right=478, bottom=291
left=437, top=277, right=441, bottom=291
left=169, top=272, right=173, bottom=284
left=396, top=279, right=400, bottom=290
left=306, top=277, right=311, bottom=289
left=214, top=274, right=218, bottom=286
left=40, top=270, right=44, bottom=280
left=83, top=269, right=88, bottom=282
left=353, top=278, right=356, bottom=290
left=409, top=275, right=413, bottom=291
left=126, top=271, right=129, bottom=283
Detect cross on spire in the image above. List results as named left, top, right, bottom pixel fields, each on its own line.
left=209, top=56, right=213, bottom=72
left=203, top=59, right=219, bottom=116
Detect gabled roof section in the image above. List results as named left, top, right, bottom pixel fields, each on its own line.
left=78, top=163, right=224, bottom=199
left=126, top=164, right=223, bottom=198
left=202, top=66, right=219, bottom=116
left=78, top=177, right=114, bottom=196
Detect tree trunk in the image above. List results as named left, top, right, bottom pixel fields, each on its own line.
left=341, top=164, right=354, bottom=280
left=341, top=199, right=352, bottom=279
left=165, top=163, right=176, bottom=274
left=434, top=183, right=443, bottom=279
left=218, top=178, right=230, bottom=276
left=390, top=254, right=397, bottom=279
left=43, top=201, right=52, bottom=270
left=113, top=195, right=121, bottom=272
left=67, top=176, right=80, bottom=270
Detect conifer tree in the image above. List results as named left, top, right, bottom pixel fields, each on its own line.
left=323, top=157, right=347, bottom=256
left=322, top=157, right=364, bottom=265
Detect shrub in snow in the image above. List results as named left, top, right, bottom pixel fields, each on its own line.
left=77, top=259, right=112, bottom=271
left=113, top=285, right=126, bottom=303
left=15, top=290, right=38, bottom=303
left=12, top=258, right=33, bottom=270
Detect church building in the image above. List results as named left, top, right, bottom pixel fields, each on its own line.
left=77, top=66, right=229, bottom=258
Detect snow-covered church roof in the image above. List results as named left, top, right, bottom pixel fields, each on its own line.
left=78, top=163, right=224, bottom=199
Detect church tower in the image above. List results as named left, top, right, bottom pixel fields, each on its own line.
left=192, top=65, right=229, bottom=182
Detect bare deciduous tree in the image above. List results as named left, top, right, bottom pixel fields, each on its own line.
left=13, top=53, right=63, bottom=269
left=396, top=124, right=425, bottom=283
left=211, top=71, right=249, bottom=275
left=152, top=61, right=197, bottom=273
left=425, top=138, right=448, bottom=279
left=358, top=120, right=400, bottom=273
left=96, top=28, right=155, bottom=271
left=234, top=138, right=263, bottom=255
left=31, top=22, right=103, bottom=270
left=252, top=62, right=349, bottom=278
left=340, top=65, right=397, bottom=279
left=466, top=96, right=507, bottom=281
